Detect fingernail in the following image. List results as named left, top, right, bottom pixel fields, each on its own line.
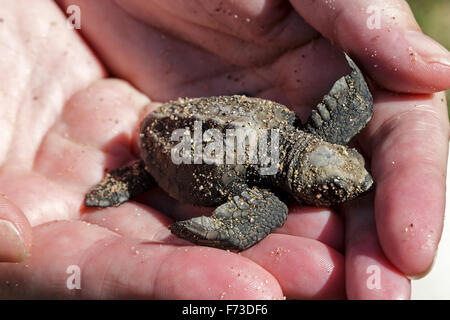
left=405, top=30, right=450, bottom=67
left=0, top=219, right=28, bottom=262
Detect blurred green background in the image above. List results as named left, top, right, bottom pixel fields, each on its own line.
left=406, top=0, right=450, bottom=115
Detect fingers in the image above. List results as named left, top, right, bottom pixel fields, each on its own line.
left=34, top=79, right=152, bottom=191
left=344, top=195, right=411, bottom=299
left=260, top=38, right=351, bottom=110
left=56, top=79, right=150, bottom=151
left=56, top=0, right=254, bottom=101
left=114, top=0, right=318, bottom=48
left=0, top=80, right=152, bottom=227
left=276, top=206, right=344, bottom=252
left=360, top=90, right=449, bottom=276
left=290, top=0, right=450, bottom=93
left=0, top=195, right=32, bottom=262
left=54, top=0, right=334, bottom=102
left=81, top=202, right=174, bottom=242
left=119, top=191, right=345, bottom=253
left=0, top=0, right=103, bottom=170
left=0, top=220, right=283, bottom=299
left=82, top=201, right=346, bottom=299
left=242, top=234, right=345, bottom=299
left=0, top=171, right=81, bottom=226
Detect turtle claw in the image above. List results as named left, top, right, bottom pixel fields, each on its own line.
left=169, top=187, right=288, bottom=251
left=84, top=160, right=156, bottom=208
left=304, top=53, right=373, bottom=145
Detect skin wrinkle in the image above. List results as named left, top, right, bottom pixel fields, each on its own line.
left=251, top=67, right=282, bottom=97
left=326, top=3, right=345, bottom=42
left=394, top=117, right=446, bottom=167
left=0, top=103, right=16, bottom=167
left=151, top=246, right=178, bottom=299
left=176, top=66, right=249, bottom=90
left=232, top=0, right=292, bottom=35
left=372, top=138, right=446, bottom=190
left=146, top=225, right=170, bottom=242
left=247, top=35, right=328, bottom=107
left=0, top=49, right=30, bottom=166
left=114, top=0, right=302, bottom=68
left=32, top=131, right=101, bottom=193
left=9, top=172, right=78, bottom=224
left=271, top=39, right=306, bottom=80
left=53, top=82, right=146, bottom=153
left=262, top=9, right=299, bottom=45
left=52, top=127, right=130, bottom=162
left=78, top=234, right=123, bottom=298
left=119, top=0, right=314, bottom=48
left=243, top=6, right=311, bottom=48
left=174, top=61, right=276, bottom=98
left=290, top=0, right=344, bottom=41
left=51, top=129, right=96, bottom=155
left=95, top=246, right=120, bottom=299
left=143, top=33, right=271, bottom=97
left=365, top=101, right=448, bottom=159
left=2, top=12, right=95, bottom=170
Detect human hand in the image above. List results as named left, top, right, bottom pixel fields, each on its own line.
left=0, top=0, right=340, bottom=299
left=1, top=0, right=448, bottom=299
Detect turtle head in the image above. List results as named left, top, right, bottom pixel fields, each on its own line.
left=288, top=141, right=373, bottom=206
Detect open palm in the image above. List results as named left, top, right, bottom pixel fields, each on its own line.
left=0, top=0, right=448, bottom=299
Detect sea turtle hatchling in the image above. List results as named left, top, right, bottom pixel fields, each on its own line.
left=85, top=54, right=374, bottom=251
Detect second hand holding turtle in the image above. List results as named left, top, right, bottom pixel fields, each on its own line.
left=85, top=54, right=373, bottom=251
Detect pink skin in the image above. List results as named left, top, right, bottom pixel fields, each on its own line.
left=0, top=0, right=448, bottom=299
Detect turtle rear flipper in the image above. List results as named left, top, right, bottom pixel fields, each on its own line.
left=169, top=186, right=288, bottom=251
left=85, top=160, right=156, bottom=207
left=304, top=54, right=373, bottom=145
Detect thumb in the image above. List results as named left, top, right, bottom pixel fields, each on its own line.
left=290, top=0, right=450, bottom=93
left=0, top=194, right=32, bottom=262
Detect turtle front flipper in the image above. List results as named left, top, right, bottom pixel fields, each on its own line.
left=304, top=54, right=373, bottom=145
left=169, top=187, right=288, bottom=251
left=85, top=160, right=156, bottom=207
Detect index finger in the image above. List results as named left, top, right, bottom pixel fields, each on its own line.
left=290, top=0, right=450, bottom=93
left=360, top=90, right=449, bottom=276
